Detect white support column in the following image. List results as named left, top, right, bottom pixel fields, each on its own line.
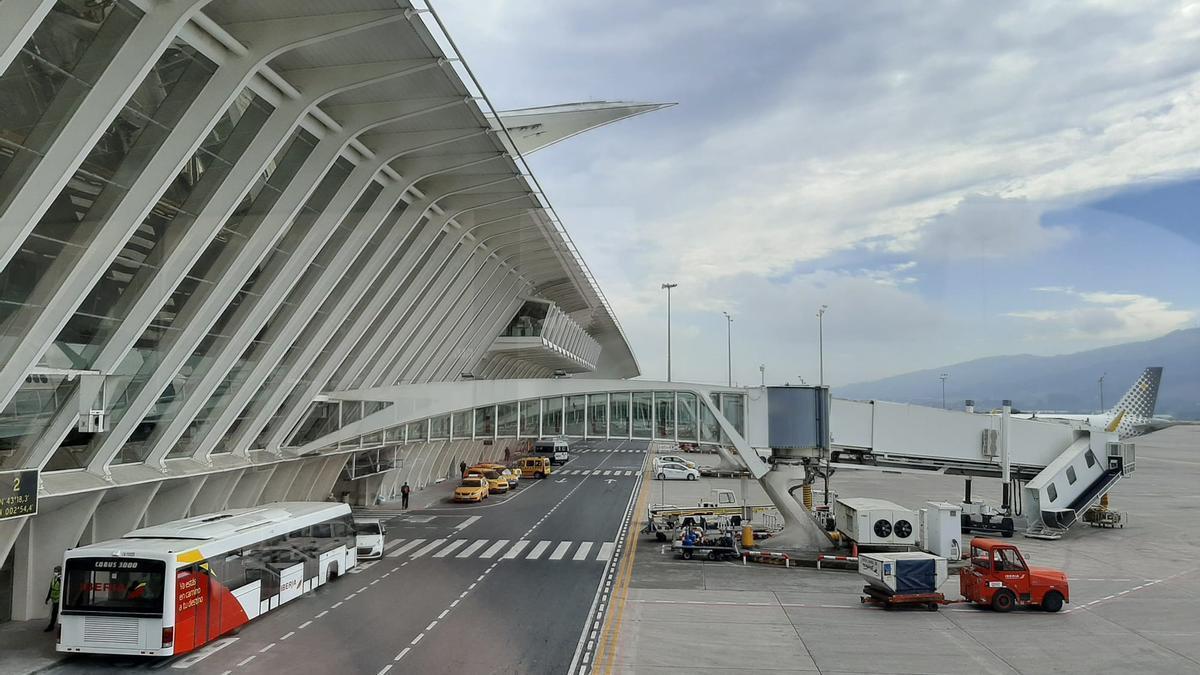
left=0, top=9, right=426, bottom=412
left=259, top=461, right=304, bottom=504
left=0, top=0, right=54, bottom=75
left=144, top=476, right=206, bottom=525
left=286, top=459, right=324, bottom=501
left=0, top=517, right=29, bottom=576
left=306, top=455, right=350, bottom=502
left=11, top=493, right=103, bottom=621
left=0, top=0, right=209, bottom=271
left=190, top=469, right=242, bottom=514
left=91, top=482, right=161, bottom=542
left=227, top=466, right=276, bottom=508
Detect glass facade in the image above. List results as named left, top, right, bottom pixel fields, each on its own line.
left=496, top=402, right=517, bottom=437
left=654, top=392, right=675, bottom=439
left=609, top=392, right=629, bottom=437
left=473, top=405, right=494, bottom=437
left=519, top=399, right=539, bottom=437
left=500, top=300, right=549, bottom=337
left=564, top=395, right=585, bottom=436
left=541, top=397, right=562, bottom=436
left=631, top=392, right=653, bottom=438
left=587, top=394, right=607, bottom=437
left=677, top=392, right=698, bottom=441
left=451, top=410, right=470, bottom=439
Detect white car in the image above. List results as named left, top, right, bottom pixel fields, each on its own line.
left=654, top=455, right=697, bottom=470
left=655, top=461, right=700, bottom=481
left=354, top=518, right=386, bottom=559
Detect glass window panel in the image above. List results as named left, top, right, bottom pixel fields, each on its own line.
left=699, top=400, right=720, bottom=444
left=519, top=399, right=540, bottom=437
left=588, top=394, right=607, bottom=437
left=564, top=395, right=585, bottom=436
left=496, top=402, right=517, bottom=437
left=677, top=392, right=698, bottom=441
left=429, top=415, right=450, bottom=440
left=500, top=300, right=549, bottom=337
left=609, top=392, right=630, bottom=437
left=541, top=397, right=562, bottom=436
left=451, top=410, right=469, bottom=439
left=720, top=394, right=746, bottom=438
left=631, top=392, right=653, bottom=438
left=406, top=421, right=425, bottom=443
left=654, top=392, right=676, bottom=440
left=474, top=406, right=494, bottom=438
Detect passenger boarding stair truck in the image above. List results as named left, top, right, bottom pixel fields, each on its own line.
left=1023, top=438, right=1135, bottom=539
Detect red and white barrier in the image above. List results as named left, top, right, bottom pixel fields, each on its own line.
left=816, top=554, right=858, bottom=570
left=742, top=550, right=791, bottom=568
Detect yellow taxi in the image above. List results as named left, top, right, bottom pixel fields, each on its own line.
left=466, top=468, right=509, bottom=494
left=454, top=477, right=489, bottom=502
left=516, top=456, right=552, bottom=478
left=476, top=463, right=519, bottom=489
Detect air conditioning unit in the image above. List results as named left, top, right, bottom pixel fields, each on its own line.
left=834, top=497, right=918, bottom=547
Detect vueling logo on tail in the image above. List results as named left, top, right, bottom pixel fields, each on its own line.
left=1106, top=367, right=1162, bottom=438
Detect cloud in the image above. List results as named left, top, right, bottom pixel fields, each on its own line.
left=896, top=195, right=1075, bottom=260
left=1008, top=288, right=1196, bottom=341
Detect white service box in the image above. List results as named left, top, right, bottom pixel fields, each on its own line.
left=919, top=501, right=963, bottom=559
left=834, top=497, right=918, bottom=546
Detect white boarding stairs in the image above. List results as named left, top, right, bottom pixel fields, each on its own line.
left=1022, top=437, right=1135, bottom=540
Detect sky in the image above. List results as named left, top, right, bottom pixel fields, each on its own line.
left=434, top=0, right=1200, bottom=386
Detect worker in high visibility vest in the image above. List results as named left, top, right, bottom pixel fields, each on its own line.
left=44, top=565, right=62, bottom=632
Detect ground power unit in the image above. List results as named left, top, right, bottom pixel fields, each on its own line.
left=834, top=498, right=918, bottom=547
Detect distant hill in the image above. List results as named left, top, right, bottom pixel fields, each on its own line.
left=836, top=328, right=1200, bottom=419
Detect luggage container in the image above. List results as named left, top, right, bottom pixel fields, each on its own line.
left=858, top=552, right=948, bottom=595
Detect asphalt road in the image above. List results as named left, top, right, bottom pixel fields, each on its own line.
left=45, top=440, right=646, bottom=675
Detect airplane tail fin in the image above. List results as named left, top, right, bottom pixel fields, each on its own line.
left=1110, top=367, right=1162, bottom=420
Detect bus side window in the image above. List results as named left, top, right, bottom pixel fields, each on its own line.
left=208, top=551, right=247, bottom=591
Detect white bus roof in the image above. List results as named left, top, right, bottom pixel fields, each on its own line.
left=66, top=502, right=351, bottom=558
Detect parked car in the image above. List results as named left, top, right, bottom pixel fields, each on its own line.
left=454, top=478, right=489, bottom=503
left=655, top=461, right=700, bottom=481
left=466, top=468, right=509, bottom=494
left=475, top=463, right=519, bottom=489
left=516, top=456, right=552, bottom=478
left=654, top=454, right=697, bottom=470
left=353, top=518, right=386, bottom=559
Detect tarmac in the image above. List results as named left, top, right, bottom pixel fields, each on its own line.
left=612, top=426, right=1200, bottom=674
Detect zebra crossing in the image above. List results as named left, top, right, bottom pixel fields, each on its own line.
left=577, top=448, right=645, bottom=453
left=556, top=469, right=641, bottom=476
left=381, top=537, right=615, bottom=562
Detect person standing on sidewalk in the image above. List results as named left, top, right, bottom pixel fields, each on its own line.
left=401, top=482, right=411, bottom=509
left=459, top=460, right=467, bottom=477
left=44, top=565, right=62, bottom=632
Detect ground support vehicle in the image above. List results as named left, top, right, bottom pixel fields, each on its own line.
left=860, top=586, right=947, bottom=611
left=672, top=528, right=741, bottom=561
left=643, top=489, right=777, bottom=542
left=961, top=499, right=1015, bottom=537
left=959, top=537, right=1069, bottom=612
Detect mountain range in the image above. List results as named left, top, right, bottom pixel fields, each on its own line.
left=836, top=328, right=1200, bottom=419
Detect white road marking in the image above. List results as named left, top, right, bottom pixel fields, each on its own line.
left=526, top=540, right=553, bottom=559
left=596, top=542, right=615, bottom=561
left=438, top=609, right=449, bottom=619
left=573, top=542, right=594, bottom=561
left=378, top=666, right=392, bottom=675
left=259, top=643, right=275, bottom=653
left=237, top=656, right=256, bottom=667
left=549, top=541, right=573, bottom=560
left=502, top=540, right=531, bottom=559
left=382, top=539, right=407, bottom=553
left=409, top=539, right=446, bottom=558
left=603, top=470, right=613, bottom=475
left=281, top=632, right=295, bottom=640
left=433, top=539, right=468, bottom=558
left=456, top=515, right=481, bottom=530
left=412, top=633, right=424, bottom=645
left=394, top=648, right=410, bottom=661
left=388, top=539, right=426, bottom=557
left=457, top=539, right=489, bottom=558
left=171, top=637, right=238, bottom=668
left=426, top=620, right=438, bottom=631
left=479, top=539, right=510, bottom=559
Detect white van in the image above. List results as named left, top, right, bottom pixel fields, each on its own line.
left=534, top=437, right=571, bottom=465
left=354, top=517, right=386, bottom=559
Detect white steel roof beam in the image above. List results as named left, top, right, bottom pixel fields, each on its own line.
left=0, top=10, right=426, bottom=416
left=0, top=0, right=209, bottom=274
left=404, top=262, right=508, bottom=383
left=427, top=273, right=526, bottom=381
left=0, top=0, right=54, bottom=75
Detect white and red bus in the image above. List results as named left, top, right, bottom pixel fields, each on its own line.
left=57, top=502, right=357, bottom=656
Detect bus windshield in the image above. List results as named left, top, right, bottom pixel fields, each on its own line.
left=63, top=557, right=166, bottom=617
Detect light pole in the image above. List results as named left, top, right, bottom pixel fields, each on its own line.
left=759, top=364, right=765, bottom=387
left=817, top=304, right=828, bottom=386
left=661, top=282, right=677, bottom=382
left=722, top=311, right=733, bottom=387
left=1099, top=372, right=1106, bottom=411
left=939, top=373, right=949, bottom=409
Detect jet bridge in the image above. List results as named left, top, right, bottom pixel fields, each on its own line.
left=747, top=390, right=1131, bottom=544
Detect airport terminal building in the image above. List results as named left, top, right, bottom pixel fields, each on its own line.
left=0, top=1, right=682, bottom=623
